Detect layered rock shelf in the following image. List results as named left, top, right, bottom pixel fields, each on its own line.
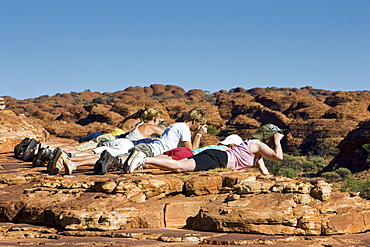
left=1, top=149, right=370, bottom=246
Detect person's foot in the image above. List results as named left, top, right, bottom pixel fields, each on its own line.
left=62, top=152, right=77, bottom=175
left=32, top=146, right=53, bottom=167
left=48, top=148, right=77, bottom=175
left=94, top=150, right=121, bottom=175
left=47, top=148, right=64, bottom=175
left=22, top=139, right=40, bottom=162
left=14, top=138, right=31, bottom=158
left=122, top=150, right=146, bottom=174
left=33, top=147, right=75, bottom=167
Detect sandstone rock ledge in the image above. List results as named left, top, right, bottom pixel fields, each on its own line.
left=1, top=138, right=370, bottom=246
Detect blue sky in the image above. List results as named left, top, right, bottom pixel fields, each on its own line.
left=1, top=0, right=369, bottom=100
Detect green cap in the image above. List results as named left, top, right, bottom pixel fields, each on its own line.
left=252, top=123, right=283, bottom=143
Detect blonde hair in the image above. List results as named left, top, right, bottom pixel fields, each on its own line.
left=140, top=107, right=161, bottom=122
left=184, top=107, right=207, bottom=125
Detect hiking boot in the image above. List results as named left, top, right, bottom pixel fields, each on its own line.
left=48, top=148, right=77, bottom=175
left=14, top=138, right=31, bottom=158
left=122, top=150, right=146, bottom=174
left=22, top=139, right=40, bottom=162
left=94, top=150, right=121, bottom=175
left=60, top=151, right=77, bottom=175
left=32, top=146, right=53, bottom=167
left=47, top=148, right=64, bottom=175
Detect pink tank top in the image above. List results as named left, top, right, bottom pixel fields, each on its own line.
left=225, top=139, right=261, bottom=170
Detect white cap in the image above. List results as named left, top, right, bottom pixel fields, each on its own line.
left=219, top=134, right=243, bottom=146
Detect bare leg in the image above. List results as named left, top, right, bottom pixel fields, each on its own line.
left=142, top=154, right=188, bottom=170
left=70, top=154, right=100, bottom=166
left=45, top=142, right=97, bottom=158
left=143, top=156, right=196, bottom=173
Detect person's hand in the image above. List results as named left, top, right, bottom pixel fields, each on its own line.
left=197, top=125, right=208, bottom=135
left=273, top=133, right=284, bottom=142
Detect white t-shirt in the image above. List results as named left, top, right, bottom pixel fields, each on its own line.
left=148, top=122, right=191, bottom=156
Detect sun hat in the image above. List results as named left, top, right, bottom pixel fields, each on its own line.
left=219, top=134, right=244, bottom=146
left=251, top=123, right=283, bottom=142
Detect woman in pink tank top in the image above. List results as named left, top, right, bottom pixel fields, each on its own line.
left=124, top=123, right=285, bottom=175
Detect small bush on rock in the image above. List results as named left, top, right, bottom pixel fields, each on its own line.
left=341, top=176, right=370, bottom=199
left=334, top=167, right=352, bottom=179
left=321, top=171, right=341, bottom=182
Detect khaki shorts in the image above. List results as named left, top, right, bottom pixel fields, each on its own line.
left=131, top=143, right=154, bottom=157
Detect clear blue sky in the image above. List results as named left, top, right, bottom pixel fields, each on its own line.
left=1, top=0, right=369, bottom=99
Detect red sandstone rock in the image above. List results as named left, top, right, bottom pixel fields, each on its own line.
left=0, top=110, right=49, bottom=153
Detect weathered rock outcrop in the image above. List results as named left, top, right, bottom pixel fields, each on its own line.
left=324, top=119, right=370, bottom=173
left=4, top=86, right=370, bottom=162
left=1, top=147, right=369, bottom=236
left=0, top=110, right=49, bottom=153
left=0, top=134, right=370, bottom=246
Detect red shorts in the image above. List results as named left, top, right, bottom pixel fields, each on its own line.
left=164, top=147, right=194, bottom=160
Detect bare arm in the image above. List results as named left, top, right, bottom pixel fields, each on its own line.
left=182, top=141, right=193, bottom=149
left=252, top=133, right=284, bottom=161
left=255, top=157, right=270, bottom=175
left=138, top=124, right=164, bottom=138
left=190, top=124, right=208, bottom=149
left=149, top=125, right=165, bottom=137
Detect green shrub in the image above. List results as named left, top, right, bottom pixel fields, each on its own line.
left=264, top=154, right=303, bottom=177
left=308, top=156, right=326, bottom=170
left=277, top=168, right=297, bottom=178
left=341, top=177, right=370, bottom=199
left=309, top=90, right=318, bottom=96
left=334, top=167, right=352, bottom=179
left=315, top=140, right=338, bottom=158
left=321, top=172, right=341, bottom=182
left=92, top=97, right=105, bottom=104
left=207, top=125, right=219, bottom=136
left=301, top=161, right=318, bottom=173
left=202, top=94, right=216, bottom=104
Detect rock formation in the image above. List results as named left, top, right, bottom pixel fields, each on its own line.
left=3, top=85, right=370, bottom=172
left=0, top=110, right=48, bottom=153
left=0, top=96, right=370, bottom=245
left=0, top=146, right=370, bottom=245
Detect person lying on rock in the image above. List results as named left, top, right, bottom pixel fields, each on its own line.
left=28, top=107, right=164, bottom=174
left=122, top=123, right=284, bottom=175
left=76, top=108, right=145, bottom=144
left=75, top=108, right=165, bottom=151
left=162, top=134, right=244, bottom=160
left=44, top=107, right=208, bottom=175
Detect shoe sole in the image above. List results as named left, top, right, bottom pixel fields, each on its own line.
left=127, top=150, right=144, bottom=174
left=94, top=151, right=108, bottom=175
left=129, top=151, right=143, bottom=173
left=14, top=138, right=31, bottom=157
left=100, top=150, right=119, bottom=175
left=123, top=150, right=138, bottom=174
left=32, top=147, right=52, bottom=167
left=94, top=161, right=102, bottom=175
left=22, top=139, right=40, bottom=162
left=32, top=145, right=43, bottom=167
left=14, top=144, right=23, bottom=158
left=64, top=158, right=74, bottom=175
left=100, top=151, right=111, bottom=174
left=48, top=148, right=63, bottom=175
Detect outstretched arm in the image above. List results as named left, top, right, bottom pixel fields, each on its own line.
left=253, top=133, right=284, bottom=161
left=256, top=157, right=270, bottom=175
